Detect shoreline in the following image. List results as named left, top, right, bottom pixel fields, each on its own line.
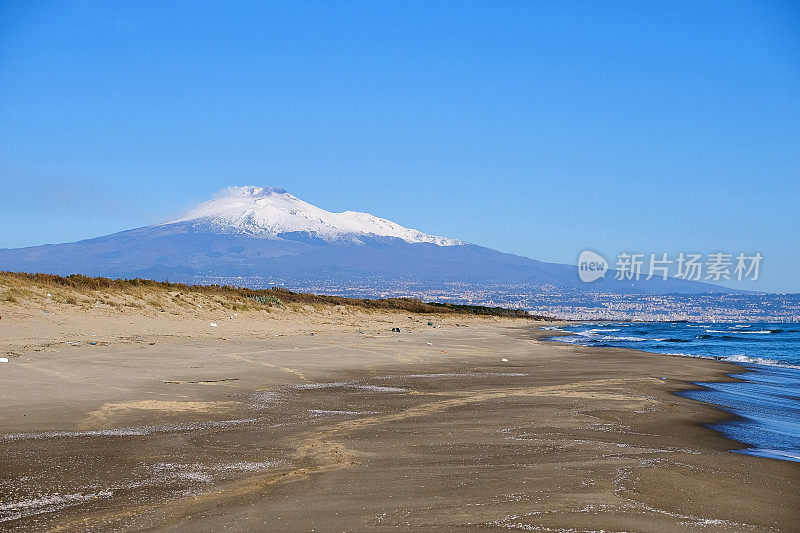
left=539, top=327, right=757, bottom=448
left=534, top=324, right=755, bottom=443
left=1, top=295, right=799, bottom=530
left=539, top=322, right=800, bottom=463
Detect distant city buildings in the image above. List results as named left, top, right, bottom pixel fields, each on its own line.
left=194, top=276, right=800, bottom=323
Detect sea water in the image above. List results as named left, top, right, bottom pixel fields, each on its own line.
left=543, top=322, right=800, bottom=462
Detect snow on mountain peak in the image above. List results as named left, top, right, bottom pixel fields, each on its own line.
left=164, top=186, right=463, bottom=246
left=220, top=185, right=287, bottom=197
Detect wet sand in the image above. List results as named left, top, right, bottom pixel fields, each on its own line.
left=1, top=302, right=799, bottom=531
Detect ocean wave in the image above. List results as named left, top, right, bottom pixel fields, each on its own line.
left=741, top=448, right=800, bottom=462
left=573, top=330, right=647, bottom=342
left=718, top=354, right=800, bottom=369
left=707, top=328, right=782, bottom=334
left=697, top=334, right=749, bottom=341
left=545, top=323, right=800, bottom=371
left=662, top=351, right=800, bottom=370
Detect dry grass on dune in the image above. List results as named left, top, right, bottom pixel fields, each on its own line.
left=0, top=271, right=548, bottom=319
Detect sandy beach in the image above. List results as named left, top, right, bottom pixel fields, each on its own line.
left=1, top=282, right=798, bottom=532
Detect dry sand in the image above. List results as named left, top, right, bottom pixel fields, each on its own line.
left=1, top=284, right=798, bottom=532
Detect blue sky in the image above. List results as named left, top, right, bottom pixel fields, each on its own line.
left=1, top=1, right=798, bottom=292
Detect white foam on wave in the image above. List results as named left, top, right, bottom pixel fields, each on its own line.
left=741, top=448, right=800, bottom=462
left=706, top=328, right=775, bottom=334
left=719, top=354, right=800, bottom=369
left=550, top=335, right=589, bottom=344
left=662, top=351, right=800, bottom=370
left=574, top=329, right=648, bottom=342
left=544, top=324, right=799, bottom=370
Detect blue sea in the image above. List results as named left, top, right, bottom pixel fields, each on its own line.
left=542, top=322, right=800, bottom=463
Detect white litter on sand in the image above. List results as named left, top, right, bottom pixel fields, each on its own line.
left=377, top=372, right=528, bottom=380
left=0, top=357, right=8, bottom=363
left=501, top=358, right=509, bottom=362
left=210, top=323, right=217, bottom=327
left=308, top=409, right=379, bottom=416
left=293, top=382, right=407, bottom=393
left=0, top=418, right=262, bottom=442
left=0, top=489, right=113, bottom=523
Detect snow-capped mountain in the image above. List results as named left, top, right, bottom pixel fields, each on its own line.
left=166, top=186, right=462, bottom=246
left=0, top=186, right=731, bottom=299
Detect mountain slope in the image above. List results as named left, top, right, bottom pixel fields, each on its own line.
left=0, top=186, right=731, bottom=296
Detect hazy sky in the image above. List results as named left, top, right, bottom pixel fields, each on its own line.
left=1, top=1, right=798, bottom=292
